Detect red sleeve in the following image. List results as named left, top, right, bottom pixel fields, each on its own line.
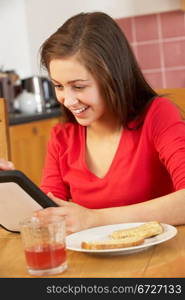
left=150, top=98, right=185, bottom=190
left=40, top=123, right=70, bottom=200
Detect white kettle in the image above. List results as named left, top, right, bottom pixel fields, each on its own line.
left=14, top=90, right=38, bottom=114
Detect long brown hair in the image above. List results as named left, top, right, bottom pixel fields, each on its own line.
left=40, top=12, right=158, bottom=127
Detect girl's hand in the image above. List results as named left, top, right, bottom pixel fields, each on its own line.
left=0, top=158, right=15, bottom=170
left=34, top=192, right=96, bottom=234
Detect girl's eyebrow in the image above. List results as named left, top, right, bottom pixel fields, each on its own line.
left=50, top=78, right=90, bottom=84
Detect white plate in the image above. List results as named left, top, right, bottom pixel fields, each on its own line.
left=66, top=222, right=177, bottom=255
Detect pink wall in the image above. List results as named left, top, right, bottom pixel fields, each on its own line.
left=116, top=10, right=185, bottom=89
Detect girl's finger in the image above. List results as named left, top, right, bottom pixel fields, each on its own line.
left=47, top=192, right=69, bottom=206
left=35, top=206, right=68, bottom=217
left=0, top=160, right=15, bottom=170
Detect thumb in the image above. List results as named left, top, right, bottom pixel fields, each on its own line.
left=47, top=192, right=54, bottom=198
left=47, top=192, right=68, bottom=206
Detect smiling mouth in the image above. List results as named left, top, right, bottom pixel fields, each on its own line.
left=72, top=106, right=89, bottom=115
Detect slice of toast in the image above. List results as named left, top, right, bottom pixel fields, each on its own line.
left=81, top=235, right=144, bottom=250
left=111, top=221, right=163, bottom=240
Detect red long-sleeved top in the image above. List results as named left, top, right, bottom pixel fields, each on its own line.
left=40, top=97, right=185, bottom=208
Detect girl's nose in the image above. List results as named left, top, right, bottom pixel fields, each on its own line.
left=63, top=92, right=79, bottom=108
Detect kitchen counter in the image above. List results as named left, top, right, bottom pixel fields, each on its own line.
left=8, top=106, right=63, bottom=126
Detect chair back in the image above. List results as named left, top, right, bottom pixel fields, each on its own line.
left=0, top=98, right=11, bottom=160
left=156, top=88, right=185, bottom=119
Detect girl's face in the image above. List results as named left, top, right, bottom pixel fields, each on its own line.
left=49, top=55, right=109, bottom=127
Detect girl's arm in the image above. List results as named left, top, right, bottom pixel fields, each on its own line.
left=35, top=189, right=185, bottom=234
left=93, top=189, right=185, bottom=227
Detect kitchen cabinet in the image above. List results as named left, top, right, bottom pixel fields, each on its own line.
left=9, top=117, right=63, bottom=186
left=181, top=0, right=185, bottom=9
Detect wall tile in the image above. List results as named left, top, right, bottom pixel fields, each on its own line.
left=134, top=14, right=159, bottom=42
left=163, top=40, right=185, bottom=67
left=143, top=72, right=163, bottom=89
left=160, top=10, right=185, bottom=38
left=165, top=69, right=185, bottom=88
left=137, top=43, right=161, bottom=69
left=116, top=10, right=185, bottom=88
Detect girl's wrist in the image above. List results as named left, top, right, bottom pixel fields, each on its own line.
left=88, top=208, right=104, bottom=228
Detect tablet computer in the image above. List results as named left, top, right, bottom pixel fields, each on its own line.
left=0, top=170, right=58, bottom=233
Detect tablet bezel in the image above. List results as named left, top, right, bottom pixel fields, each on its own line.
left=0, top=170, right=58, bottom=233
left=0, top=170, right=58, bottom=208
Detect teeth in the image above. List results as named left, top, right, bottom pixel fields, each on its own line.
left=73, top=107, right=88, bottom=114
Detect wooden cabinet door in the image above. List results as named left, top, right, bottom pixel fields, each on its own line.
left=181, top=0, right=185, bottom=10
left=9, top=117, right=61, bottom=186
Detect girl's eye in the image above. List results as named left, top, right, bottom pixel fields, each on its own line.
left=54, top=84, right=63, bottom=90
left=74, top=86, right=85, bottom=90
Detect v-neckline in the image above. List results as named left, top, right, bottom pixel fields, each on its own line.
left=81, top=126, right=125, bottom=180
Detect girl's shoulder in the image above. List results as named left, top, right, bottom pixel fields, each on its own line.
left=146, top=96, right=182, bottom=121
left=129, top=96, right=181, bottom=129
left=143, top=96, right=184, bottom=137
left=48, top=122, right=83, bottom=154
left=51, top=121, right=82, bottom=140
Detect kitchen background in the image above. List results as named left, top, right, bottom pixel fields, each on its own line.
left=0, top=0, right=185, bottom=89
left=116, top=9, right=185, bottom=88
left=0, top=0, right=185, bottom=185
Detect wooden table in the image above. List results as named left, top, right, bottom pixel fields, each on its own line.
left=0, top=225, right=185, bottom=278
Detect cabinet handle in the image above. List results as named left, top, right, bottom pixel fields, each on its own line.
left=32, top=127, right=38, bottom=135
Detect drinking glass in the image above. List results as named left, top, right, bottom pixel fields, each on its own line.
left=20, top=215, right=67, bottom=276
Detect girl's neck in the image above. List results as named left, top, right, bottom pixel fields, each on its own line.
left=87, top=119, right=122, bottom=138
